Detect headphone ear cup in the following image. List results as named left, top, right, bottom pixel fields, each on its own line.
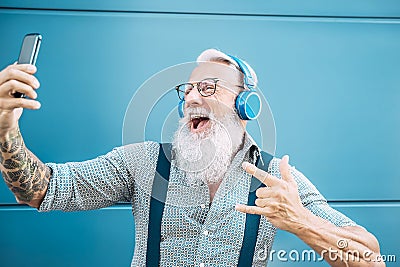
left=235, top=91, right=262, bottom=120
left=178, top=100, right=185, bottom=118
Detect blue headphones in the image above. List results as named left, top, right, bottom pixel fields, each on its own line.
left=178, top=55, right=262, bottom=120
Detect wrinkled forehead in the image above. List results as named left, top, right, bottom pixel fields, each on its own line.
left=189, top=61, right=242, bottom=84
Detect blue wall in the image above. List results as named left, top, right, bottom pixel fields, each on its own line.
left=0, top=1, right=399, bottom=266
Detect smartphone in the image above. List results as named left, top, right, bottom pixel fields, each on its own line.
left=14, top=33, right=42, bottom=98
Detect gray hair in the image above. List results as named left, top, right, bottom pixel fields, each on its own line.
left=196, top=48, right=258, bottom=89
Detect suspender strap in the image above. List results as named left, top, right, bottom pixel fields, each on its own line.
left=237, top=150, right=273, bottom=267
left=147, top=143, right=273, bottom=267
left=146, top=143, right=172, bottom=267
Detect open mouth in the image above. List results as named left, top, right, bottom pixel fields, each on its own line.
left=190, top=115, right=210, bottom=133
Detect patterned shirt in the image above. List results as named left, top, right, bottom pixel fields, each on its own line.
left=39, top=134, right=357, bottom=267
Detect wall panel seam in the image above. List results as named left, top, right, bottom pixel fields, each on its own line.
left=1, top=7, right=400, bottom=20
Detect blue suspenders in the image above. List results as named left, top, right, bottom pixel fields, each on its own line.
left=146, top=143, right=172, bottom=267
left=237, top=150, right=272, bottom=266
left=146, top=143, right=273, bottom=267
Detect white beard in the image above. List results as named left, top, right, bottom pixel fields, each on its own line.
left=172, top=107, right=245, bottom=186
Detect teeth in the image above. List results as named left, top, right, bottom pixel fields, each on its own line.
left=190, top=114, right=208, bottom=120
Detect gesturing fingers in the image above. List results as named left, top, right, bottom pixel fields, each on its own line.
left=254, top=197, right=272, bottom=208
left=235, top=204, right=265, bottom=215
left=279, top=155, right=296, bottom=185
left=242, top=162, right=280, bottom=187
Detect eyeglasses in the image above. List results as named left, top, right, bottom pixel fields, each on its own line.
left=175, top=78, right=244, bottom=101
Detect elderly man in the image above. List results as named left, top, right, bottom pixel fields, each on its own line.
left=0, top=49, right=383, bottom=267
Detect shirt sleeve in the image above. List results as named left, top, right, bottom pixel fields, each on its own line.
left=38, top=141, right=159, bottom=212
left=268, top=158, right=358, bottom=228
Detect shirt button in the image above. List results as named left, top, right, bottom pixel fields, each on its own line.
left=200, top=204, right=206, bottom=209
left=203, top=230, right=209, bottom=236
left=200, top=263, right=205, bottom=267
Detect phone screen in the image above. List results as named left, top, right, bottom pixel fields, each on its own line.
left=18, top=34, right=42, bottom=65
left=14, top=34, right=42, bottom=97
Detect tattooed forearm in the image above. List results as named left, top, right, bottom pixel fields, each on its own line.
left=0, top=127, right=51, bottom=208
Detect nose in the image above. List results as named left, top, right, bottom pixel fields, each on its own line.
left=185, top=86, right=204, bottom=108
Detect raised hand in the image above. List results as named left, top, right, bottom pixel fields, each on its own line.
left=235, top=155, right=308, bottom=233
left=0, top=62, right=49, bottom=208
left=0, top=63, right=41, bottom=135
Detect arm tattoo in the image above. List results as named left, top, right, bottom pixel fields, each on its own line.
left=0, top=128, right=51, bottom=207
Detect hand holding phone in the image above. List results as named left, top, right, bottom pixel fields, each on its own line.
left=13, top=33, right=42, bottom=98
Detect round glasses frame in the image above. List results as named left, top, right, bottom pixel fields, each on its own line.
left=175, top=78, right=244, bottom=101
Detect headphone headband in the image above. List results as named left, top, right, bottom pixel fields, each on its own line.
left=227, top=54, right=256, bottom=90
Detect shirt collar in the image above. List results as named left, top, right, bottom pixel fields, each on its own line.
left=242, top=132, right=260, bottom=161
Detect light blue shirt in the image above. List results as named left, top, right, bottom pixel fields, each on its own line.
left=39, top=134, right=357, bottom=266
